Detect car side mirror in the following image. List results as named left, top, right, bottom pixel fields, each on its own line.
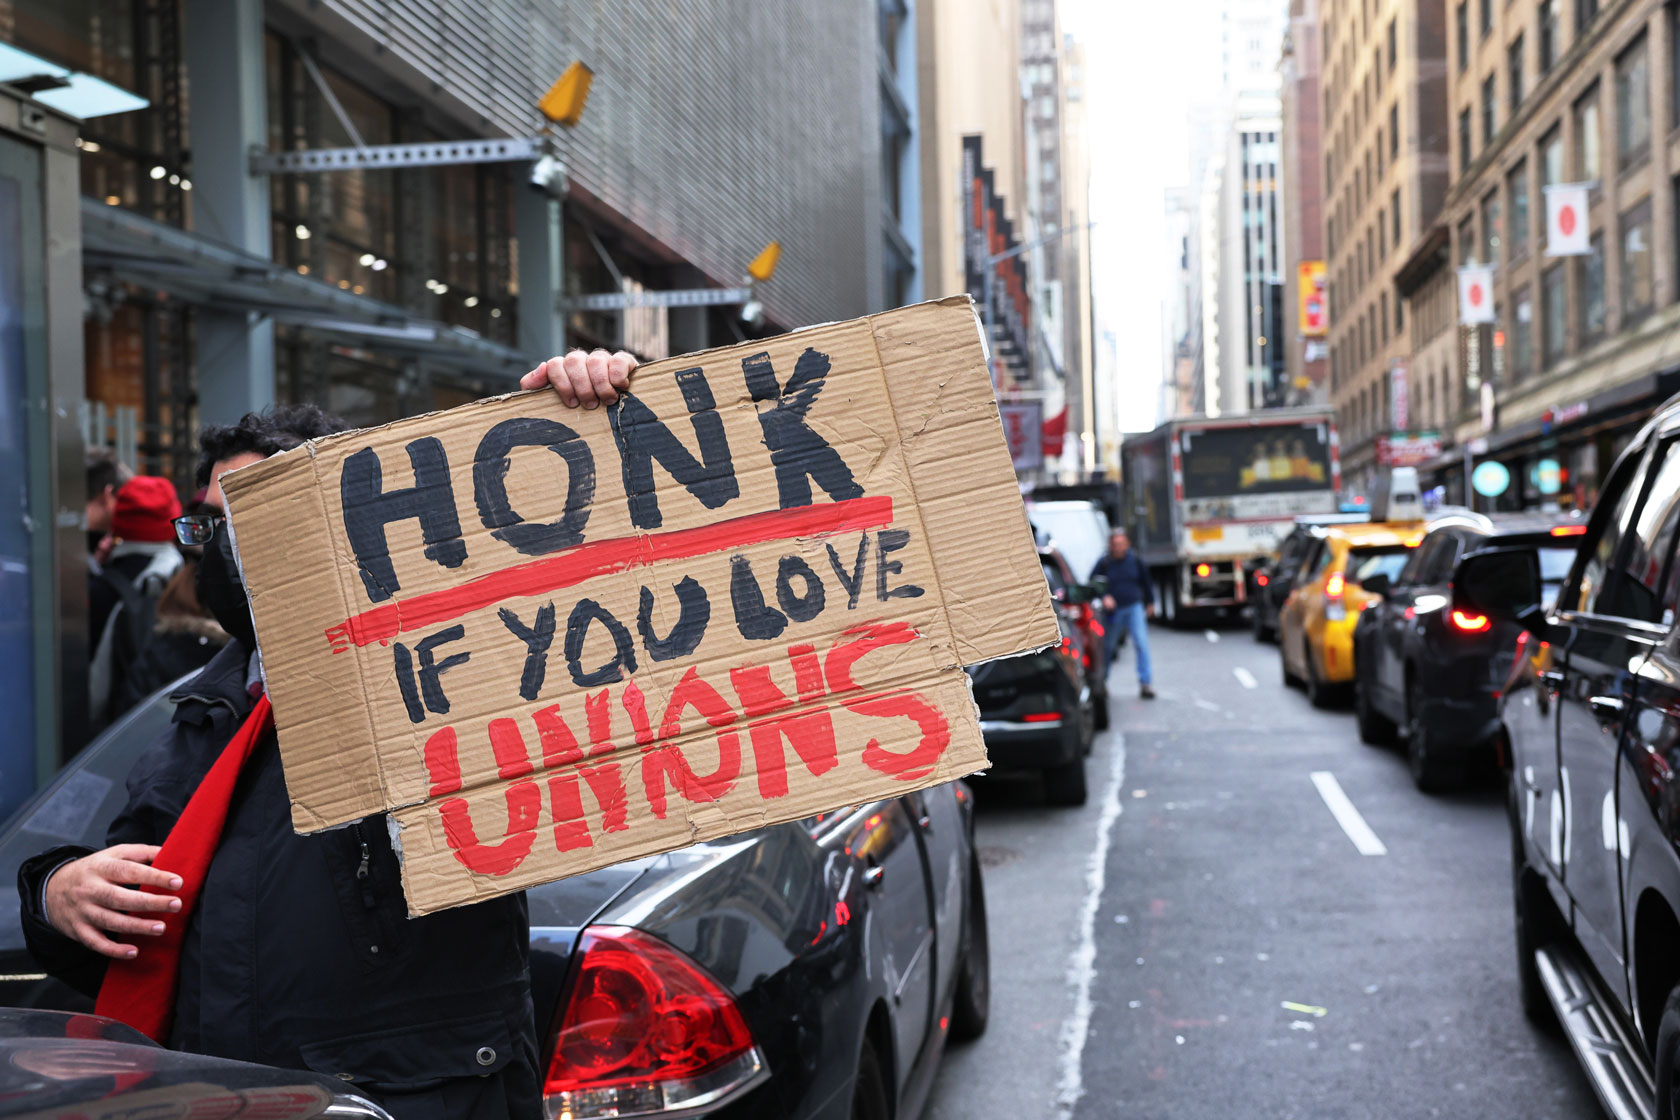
left=1454, top=546, right=1541, bottom=628
left=1360, top=572, right=1392, bottom=597
left=1063, top=583, right=1095, bottom=605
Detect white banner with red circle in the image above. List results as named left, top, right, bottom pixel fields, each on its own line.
left=1457, top=264, right=1496, bottom=325
left=1545, top=183, right=1591, bottom=257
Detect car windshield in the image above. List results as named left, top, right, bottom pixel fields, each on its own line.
left=1346, top=546, right=1413, bottom=583
left=0, top=685, right=180, bottom=947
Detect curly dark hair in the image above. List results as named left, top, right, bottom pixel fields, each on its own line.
left=195, top=403, right=349, bottom=487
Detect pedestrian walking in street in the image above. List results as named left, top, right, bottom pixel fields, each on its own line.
left=1090, top=530, right=1156, bottom=699
left=18, top=350, right=637, bottom=1120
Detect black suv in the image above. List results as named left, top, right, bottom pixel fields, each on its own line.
left=1455, top=404, right=1680, bottom=1119
left=1351, top=511, right=1586, bottom=790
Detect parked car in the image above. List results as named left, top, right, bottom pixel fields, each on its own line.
left=1454, top=403, right=1680, bottom=1119
left=1351, top=510, right=1587, bottom=790
left=966, top=589, right=1096, bottom=807
left=1276, top=521, right=1421, bottom=707
left=0, top=1007, right=393, bottom=1118
left=1249, top=512, right=1371, bottom=643
left=0, top=681, right=990, bottom=1120
left=1040, top=545, right=1110, bottom=730
left=1027, top=498, right=1112, bottom=589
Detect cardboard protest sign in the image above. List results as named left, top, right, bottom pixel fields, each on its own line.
left=221, top=296, right=1057, bottom=915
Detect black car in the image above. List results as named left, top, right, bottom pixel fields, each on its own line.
left=0, top=1007, right=393, bottom=1118
left=1250, top=512, right=1371, bottom=643
left=1040, top=546, right=1110, bottom=731
left=966, top=548, right=1097, bottom=807
left=0, top=684, right=989, bottom=1120
left=1454, top=400, right=1680, bottom=1119
left=1351, top=510, right=1586, bottom=790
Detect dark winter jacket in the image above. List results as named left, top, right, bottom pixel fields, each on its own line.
left=1090, top=551, right=1154, bottom=610
left=17, top=642, right=542, bottom=1118
left=112, top=614, right=228, bottom=717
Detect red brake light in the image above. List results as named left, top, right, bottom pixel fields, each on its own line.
left=1551, top=524, right=1587, bottom=536
left=1195, top=562, right=1212, bottom=578
left=1022, top=712, right=1063, bottom=723
left=1324, top=571, right=1345, bottom=599
left=1257, top=572, right=1269, bottom=587
left=1450, top=609, right=1491, bottom=633
left=545, top=926, right=765, bottom=1116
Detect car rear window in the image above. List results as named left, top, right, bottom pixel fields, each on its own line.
left=1346, top=546, right=1413, bottom=583
left=1540, top=547, right=1576, bottom=583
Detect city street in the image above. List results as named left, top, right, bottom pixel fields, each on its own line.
left=930, top=624, right=1602, bottom=1120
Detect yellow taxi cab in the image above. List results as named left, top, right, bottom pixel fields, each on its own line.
left=1278, top=520, right=1423, bottom=707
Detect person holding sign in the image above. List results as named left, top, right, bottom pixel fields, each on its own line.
left=16, top=350, right=637, bottom=1120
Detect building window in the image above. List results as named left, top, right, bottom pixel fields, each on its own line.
left=1392, top=187, right=1401, bottom=244
left=1511, top=286, right=1534, bottom=382
left=1382, top=292, right=1390, bottom=343
left=1459, top=107, right=1473, bottom=173
left=1479, top=0, right=1492, bottom=38
left=1542, top=264, right=1567, bottom=367
left=1621, top=198, right=1654, bottom=321
left=1456, top=2, right=1469, bottom=72
left=1508, top=160, right=1530, bottom=258
left=1541, top=124, right=1564, bottom=188
left=1459, top=215, right=1478, bottom=266
left=1618, top=35, right=1651, bottom=167
left=1396, top=285, right=1404, bottom=332
left=1388, top=18, right=1397, bottom=70
left=1377, top=130, right=1385, bottom=178
left=1539, top=0, right=1558, bottom=73
left=1578, top=232, right=1605, bottom=345
left=1577, top=0, right=1599, bottom=32
left=1390, top=103, right=1399, bottom=159
left=1482, top=74, right=1498, bottom=147
left=1508, top=35, right=1524, bottom=114
left=1482, top=190, right=1502, bottom=264
left=1574, top=85, right=1601, bottom=181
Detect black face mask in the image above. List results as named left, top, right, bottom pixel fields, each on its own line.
left=197, top=527, right=258, bottom=652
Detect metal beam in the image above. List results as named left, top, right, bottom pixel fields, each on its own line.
left=251, top=136, right=545, bottom=174
left=564, top=287, right=752, bottom=311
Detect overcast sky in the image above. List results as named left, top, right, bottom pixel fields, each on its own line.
left=1063, top=0, right=1222, bottom=435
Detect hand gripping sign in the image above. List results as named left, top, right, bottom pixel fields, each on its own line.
left=221, top=297, right=1059, bottom=915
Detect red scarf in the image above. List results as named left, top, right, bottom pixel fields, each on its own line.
left=95, top=695, right=274, bottom=1041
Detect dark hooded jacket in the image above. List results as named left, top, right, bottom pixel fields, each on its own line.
left=17, top=642, right=541, bottom=1118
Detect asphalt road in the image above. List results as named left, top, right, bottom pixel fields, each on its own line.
left=928, top=623, right=1602, bottom=1120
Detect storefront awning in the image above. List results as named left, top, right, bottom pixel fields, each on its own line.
left=79, top=200, right=531, bottom=380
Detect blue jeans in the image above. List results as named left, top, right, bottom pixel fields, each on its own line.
left=1104, top=602, right=1153, bottom=686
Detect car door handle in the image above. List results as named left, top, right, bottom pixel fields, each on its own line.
left=863, top=865, right=886, bottom=890
left=1589, top=695, right=1626, bottom=719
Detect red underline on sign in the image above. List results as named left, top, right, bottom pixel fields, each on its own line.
left=324, top=495, right=896, bottom=652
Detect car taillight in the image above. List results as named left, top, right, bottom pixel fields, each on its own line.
left=1450, top=609, right=1491, bottom=634
left=1323, top=569, right=1346, bottom=620
left=1195, top=562, right=1212, bottom=578
left=1257, top=572, right=1269, bottom=587
left=544, top=926, right=766, bottom=1119
left=1022, top=712, right=1062, bottom=723
left=1551, top=524, right=1587, bottom=536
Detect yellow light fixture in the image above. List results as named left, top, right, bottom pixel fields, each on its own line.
left=539, top=61, right=594, bottom=127
left=747, top=240, right=782, bottom=284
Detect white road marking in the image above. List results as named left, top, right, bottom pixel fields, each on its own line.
left=1310, top=771, right=1388, bottom=856
left=1204, top=629, right=1220, bottom=642
left=1193, top=698, right=1222, bottom=713
left=1233, top=666, right=1258, bottom=689
left=1053, top=731, right=1127, bottom=1119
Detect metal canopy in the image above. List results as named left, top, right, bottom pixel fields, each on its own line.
left=562, top=286, right=753, bottom=311
left=80, top=199, right=532, bottom=379
left=249, top=136, right=546, bottom=175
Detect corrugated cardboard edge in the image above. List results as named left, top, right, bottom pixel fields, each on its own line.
left=873, top=297, right=1061, bottom=664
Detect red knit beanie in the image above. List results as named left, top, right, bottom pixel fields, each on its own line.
left=111, top=476, right=183, bottom=543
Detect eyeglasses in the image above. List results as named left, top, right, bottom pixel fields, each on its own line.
left=172, top=514, right=224, bottom=547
